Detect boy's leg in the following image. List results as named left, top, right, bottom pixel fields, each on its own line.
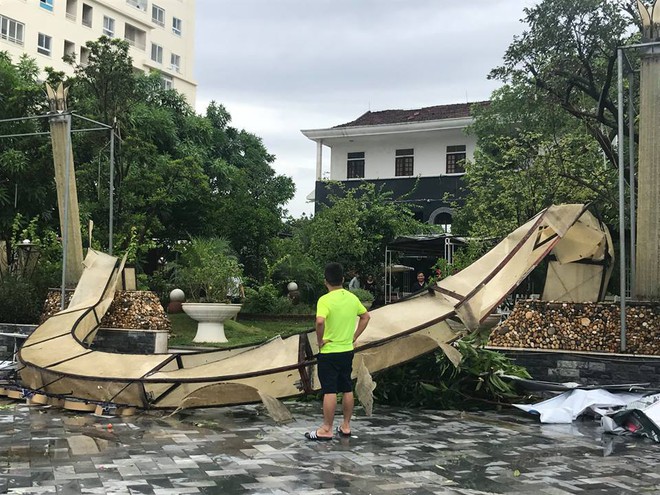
left=321, top=393, right=337, bottom=434
left=309, top=353, right=335, bottom=438
left=337, top=352, right=355, bottom=435
left=341, top=391, right=354, bottom=433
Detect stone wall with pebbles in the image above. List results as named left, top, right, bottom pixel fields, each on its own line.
left=489, top=300, right=660, bottom=355
left=40, top=290, right=171, bottom=331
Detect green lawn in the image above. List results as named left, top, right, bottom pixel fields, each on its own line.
left=168, top=313, right=315, bottom=349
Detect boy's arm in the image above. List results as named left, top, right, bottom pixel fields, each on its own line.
left=315, top=316, right=326, bottom=350
left=353, top=312, right=370, bottom=343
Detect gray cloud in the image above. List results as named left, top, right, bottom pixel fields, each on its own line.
left=194, top=0, right=534, bottom=216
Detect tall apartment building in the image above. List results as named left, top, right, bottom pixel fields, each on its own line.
left=0, top=0, right=196, bottom=103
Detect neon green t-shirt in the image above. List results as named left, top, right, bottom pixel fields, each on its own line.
left=316, top=288, right=367, bottom=354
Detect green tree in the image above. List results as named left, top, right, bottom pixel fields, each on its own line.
left=2, top=38, right=295, bottom=286
left=69, top=36, right=136, bottom=125
left=456, top=85, right=618, bottom=239
left=306, top=183, right=436, bottom=276
left=490, top=0, right=638, bottom=167
left=0, top=53, right=57, bottom=250
left=205, top=107, right=295, bottom=279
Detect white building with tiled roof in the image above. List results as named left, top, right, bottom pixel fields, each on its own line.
left=301, top=101, right=487, bottom=227
left=0, top=0, right=196, bottom=103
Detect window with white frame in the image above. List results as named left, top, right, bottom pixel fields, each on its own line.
left=152, top=5, right=165, bottom=26
left=151, top=43, right=163, bottom=63
left=446, top=145, right=466, bottom=174
left=395, top=148, right=414, bottom=176
left=103, top=16, right=115, bottom=37
left=64, top=40, right=75, bottom=59
left=37, top=33, right=52, bottom=56
left=80, top=46, right=90, bottom=65
left=170, top=53, right=181, bottom=72
left=40, top=0, right=54, bottom=12
left=161, top=74, right=173, bottom=90
left=82, top=3, right=93, bottom=27
left=172, top=17, right=182, bottom=35
left=0, top=15, right=25, bottom=46
left=65, top=0, right=77, bottom=21
left=346, top=152, right=365, bottom=179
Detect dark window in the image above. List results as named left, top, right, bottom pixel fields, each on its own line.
left=434, top=212, right=452, bottom=233
left=446, top=145, right=466, bottom=174
left=347, top=152, right=365, bottom=179
left=395, top=148, right=414, bottom=176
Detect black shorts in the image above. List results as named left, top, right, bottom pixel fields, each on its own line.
left=317, top=351, right=354, bottom=394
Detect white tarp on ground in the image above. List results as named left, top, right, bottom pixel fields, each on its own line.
left=513, top=389, right=646, bottom=423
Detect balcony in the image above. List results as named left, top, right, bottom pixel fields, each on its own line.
left=124, top=23, right=146, bottom=51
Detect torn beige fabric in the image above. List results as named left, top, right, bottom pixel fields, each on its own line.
left=354, top=355, right=377, bottom=417
left=17, top=205, right=612, bottom=410
left=258, top=391, right=294, bottom=423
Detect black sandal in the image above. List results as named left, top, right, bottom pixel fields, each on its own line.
left=305, top=430, right=333, bottom=441
left=336, top=426, right=352, bottom=437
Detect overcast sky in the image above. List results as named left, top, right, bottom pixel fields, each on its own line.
left=194, top=0, right=535, bottom=218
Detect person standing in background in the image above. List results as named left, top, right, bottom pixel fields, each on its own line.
left=348, top=270, right=361, bottom=290
left=412, top=272, right=426, bottom=291
left=364, top=274, right=376, bottom=297
left=227, top=276, right=244, bottom=303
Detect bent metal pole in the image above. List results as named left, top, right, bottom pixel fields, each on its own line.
left=46, top=83, right=84, bottom=290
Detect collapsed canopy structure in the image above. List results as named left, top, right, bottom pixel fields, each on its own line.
left=16, top=204, right=613, bottom=412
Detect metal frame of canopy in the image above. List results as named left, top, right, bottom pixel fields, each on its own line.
left=384, top=234, right=467, bottom=304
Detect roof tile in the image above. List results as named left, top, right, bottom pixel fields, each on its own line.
left=334, top=101, right=490, bottom=128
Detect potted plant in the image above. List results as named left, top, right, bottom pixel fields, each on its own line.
left=174, top=237, right=244, bottom=343
left=349, top=287, right=375, bottom=310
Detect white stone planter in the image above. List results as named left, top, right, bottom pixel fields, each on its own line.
left=181, top=303, right=242, bottom=343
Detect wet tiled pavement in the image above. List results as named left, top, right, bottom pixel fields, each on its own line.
left=0, top=398, right=659, bottom=494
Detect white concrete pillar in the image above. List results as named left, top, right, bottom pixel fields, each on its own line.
left=316, top=140, right=323, bottom=180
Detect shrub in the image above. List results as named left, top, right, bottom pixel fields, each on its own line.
left=243, top=284, right=315, bottom=315
left=242, top=284, right=280, bottom=313
left=269, top=254, right=325, bottom=305
left=0, top=276, right=43, bottom=324
left=270, top=297, right=314, bottom=315
left=349, top=287, right=374, bottom=303
left=173, top=237, right=242, bottom=303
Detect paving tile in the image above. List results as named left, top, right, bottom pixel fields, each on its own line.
left=0, top=399, right=659, bottom=494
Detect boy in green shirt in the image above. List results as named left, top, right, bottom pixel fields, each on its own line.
left=305, top=262, right=370, bottom=441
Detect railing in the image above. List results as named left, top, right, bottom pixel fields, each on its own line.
left=66, top=12, right=76, bottom=21
left=124, top=37, right=145, bottom=51
left=0, top=34, right=24, bottom=46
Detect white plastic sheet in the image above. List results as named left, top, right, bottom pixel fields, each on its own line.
left=514, top=389, right=645, bottom=423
